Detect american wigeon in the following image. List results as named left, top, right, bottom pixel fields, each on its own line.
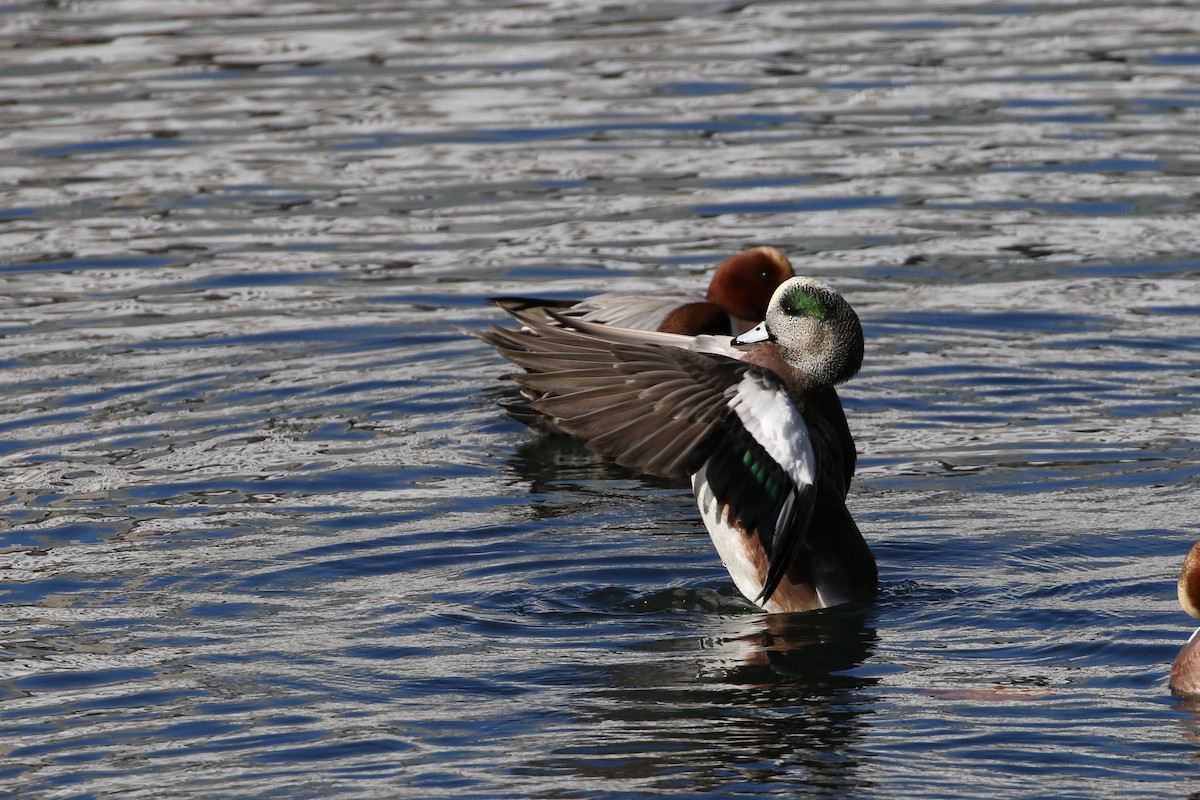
left=478, top=276, right=877, bottom=613
left=1171, top=541, right=1200, bottom=695
left=494, top=246, right=795, bottom=337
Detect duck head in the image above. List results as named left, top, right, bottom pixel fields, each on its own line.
left=732, top=276, right=864, bottom=387
left=1171, top=541, right=1200, bottom=696
left=705, top=246, right=795, bottom=328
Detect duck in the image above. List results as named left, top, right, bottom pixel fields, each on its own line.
left=1170, top=541, right=1200, bottom=695
left=477, top=276, right=877, bottom=613
left=493, top=246, right=795, bottom=337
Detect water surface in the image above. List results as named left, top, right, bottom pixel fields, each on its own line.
left=3, top=1, right=1200, bottom=797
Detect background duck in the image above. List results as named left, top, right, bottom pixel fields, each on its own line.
left=1170, top=541, right=1200, bottom=695
left=478, top=276, right=876, bottom=613
left=494, top=245, right=794, bottom=336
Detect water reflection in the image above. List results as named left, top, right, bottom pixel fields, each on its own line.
left=518, top=609, right=878, bottom=794
left=699, top=606, right=878, bottom=692
left=507, top=425, right=650, bottom=492
left=1176, top=696, right=1200, bottom=746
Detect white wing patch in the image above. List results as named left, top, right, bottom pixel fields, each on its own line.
left=690, top=373, right=816, bottom=611
left=726, top=374, right=815, bottom=492
left=692, top=463, right=767, bottom=606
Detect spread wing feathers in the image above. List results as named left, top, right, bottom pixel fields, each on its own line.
left=485, top=320, right=752, bottom=480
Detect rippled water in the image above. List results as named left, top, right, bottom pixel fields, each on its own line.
left=3, top=1, right=1200, bottom=797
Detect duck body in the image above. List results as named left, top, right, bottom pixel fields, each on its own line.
left=478, top=275, right=876, bottom=613
left=1171, top=629, right=1200, bottom=697
left=1170, top=541, right=1200, bottom=695
left=687, top=366, right=871, bottom=612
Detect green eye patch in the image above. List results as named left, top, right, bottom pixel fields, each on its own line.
left=782, top=287, right=827, bottom=319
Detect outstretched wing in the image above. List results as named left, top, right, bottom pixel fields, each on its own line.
left=477, top=314, right=819, bottom=604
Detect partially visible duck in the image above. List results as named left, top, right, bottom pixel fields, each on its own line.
left=1170, top=541, right=1200, bottom=695
left=494, top=246, right=794, bottom=336
left=478, top=276, right=876, bottom=613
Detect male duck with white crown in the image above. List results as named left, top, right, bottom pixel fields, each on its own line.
left=477, top=253, right=877, bottom=614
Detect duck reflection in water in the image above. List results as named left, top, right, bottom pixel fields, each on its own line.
left=527, top=607, right=879, bottom=792
left=1170, top=541, right=1200, bottom=697
left=697, top=604, right=878, bottom=690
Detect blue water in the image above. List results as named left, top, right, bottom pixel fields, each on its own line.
left=3, top=1, right=1200, bottom=798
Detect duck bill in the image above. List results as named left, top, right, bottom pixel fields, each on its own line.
left=731, top=320, right=774, bottom=349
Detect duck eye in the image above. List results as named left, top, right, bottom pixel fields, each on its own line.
left=782, top=288, right=827, bottom=319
